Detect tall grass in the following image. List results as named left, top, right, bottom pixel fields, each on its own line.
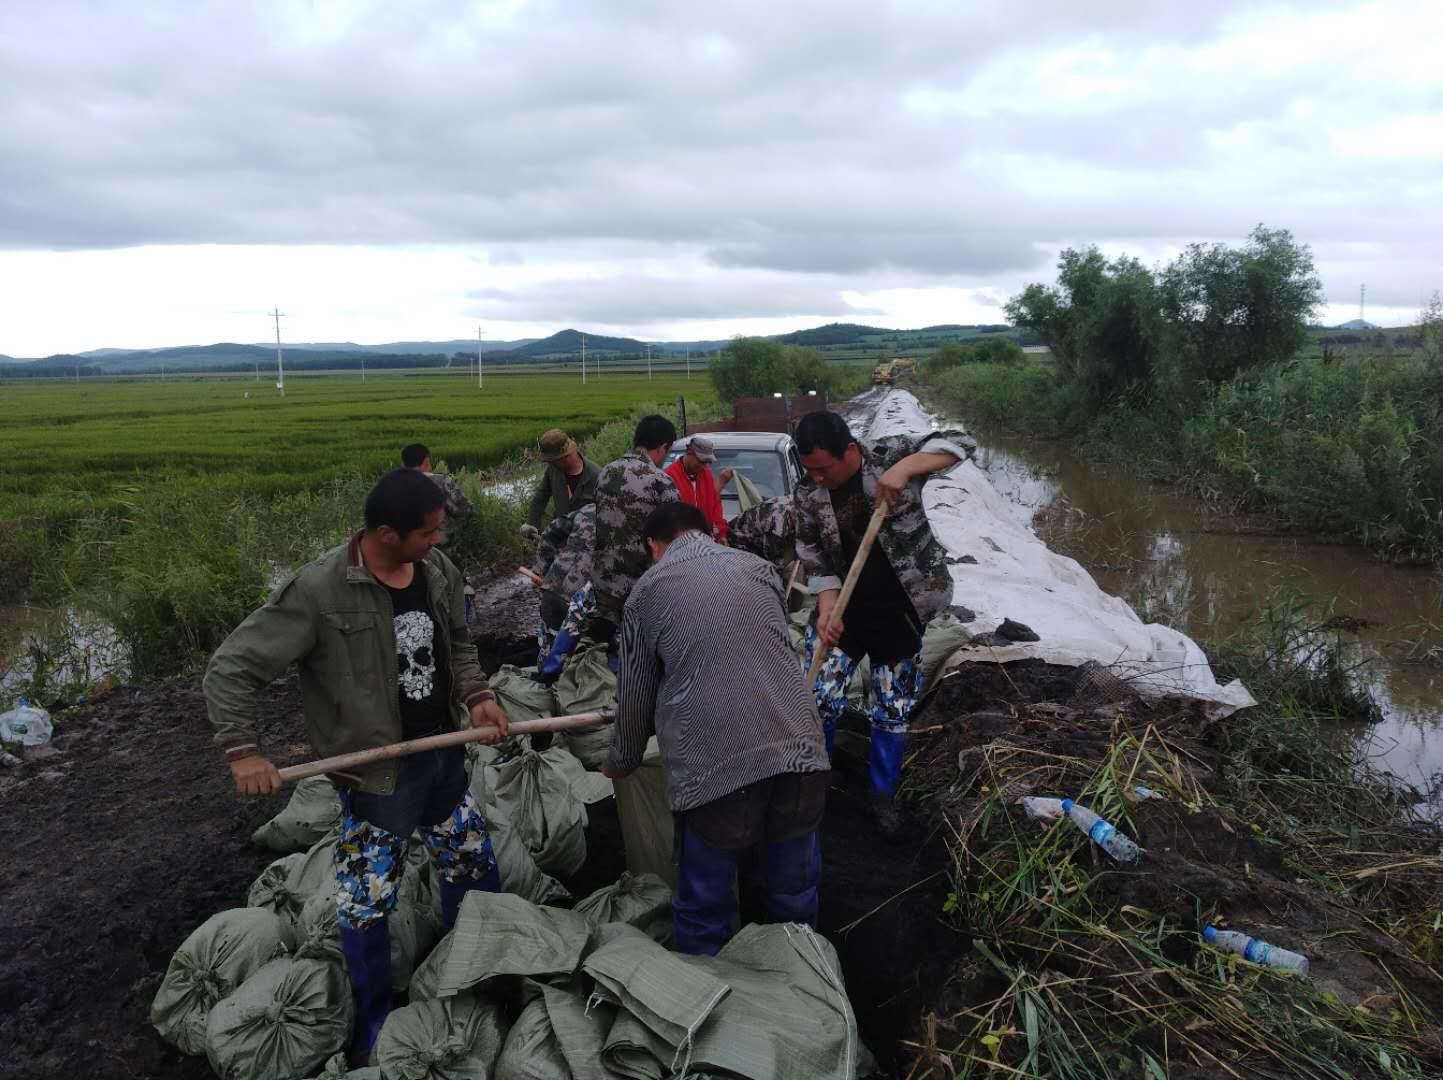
left=917, top=599, right=1443, bottom=1078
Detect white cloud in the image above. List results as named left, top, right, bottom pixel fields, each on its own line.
left=0, top=0, right=1441, bottom=355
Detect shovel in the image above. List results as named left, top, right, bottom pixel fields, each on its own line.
left=804, top=500, right=890, bottom=687
left=276, top=708, right=613, bottom=783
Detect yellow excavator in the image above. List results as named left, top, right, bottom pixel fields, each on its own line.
left=871, top=358, right=917, bottom=385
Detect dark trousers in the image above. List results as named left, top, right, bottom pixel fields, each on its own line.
left=673, top=770, right=829, bottom=956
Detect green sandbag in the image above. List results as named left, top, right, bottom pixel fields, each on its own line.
left=573, top=873, right=672, bottom=941
left=373, top=995, right=509, bottom=1080
left=489, top=665, right=558, bottom=724
left=539, top=981, right=615, bottom=1080
left=437, top=891, right=592, bottom=997
left=489, top=747, right=587, bottom=877
left=613, top=739, right=674, bottom=888
left=919, top=613, right=971, bottom=685
left=309, top=1053, right=381, bottom=1080
left=246, top=853, right=305, bottom=921
left=205, top=957, right=353, bottom=1080
left=248, top=831, right=338, bottom=941
left=493, top=997, right=569, bottom=1080
left=558, top=725, right=612, bottom=771
left=249, top=776, right=340, bottom=853
left=151, top=907, right=289, bottom=1056
left=553, top=641, right=615, bottom=716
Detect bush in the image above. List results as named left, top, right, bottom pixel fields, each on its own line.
left=1005, top=248, right=1162, bottom=401
left=708, top=338, right=838, bottom=399
left=923, top=339, right=1024, bottom=379
left=1158, top=224, right=1322, bottom=383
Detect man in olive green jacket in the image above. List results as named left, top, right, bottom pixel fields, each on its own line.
left=204, top=468, right=510, bottom=1062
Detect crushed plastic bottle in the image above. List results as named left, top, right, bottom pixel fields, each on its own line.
left=0, top=700, right=53, bottom=750
left=1020, top=796, right=1066, bottom=821
left=1060, top=799, right=1142, bottom=863
left=1203, top=927, right=1310, bottom=976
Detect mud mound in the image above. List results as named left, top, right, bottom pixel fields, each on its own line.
left=901, top=679, right=1443, bottom=1077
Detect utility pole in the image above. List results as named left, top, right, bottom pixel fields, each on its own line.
left=1360, top=283, right=1367, bottom=324
left=685, top=348, right=690, bottom=380
left=581, top=334, right=587, bottom=385
left=361, top=355, right=366, bottom=382
left=477, top=325, right=484, bottom=389
left=269, top=306, right=286, bottom=397
left=646, top=343, right=652, bottom=380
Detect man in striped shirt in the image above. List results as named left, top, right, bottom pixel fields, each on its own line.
left=602, top=501, right=830, bottom=956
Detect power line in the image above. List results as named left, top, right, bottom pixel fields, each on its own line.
left=269, top=306, right=286, bottom=397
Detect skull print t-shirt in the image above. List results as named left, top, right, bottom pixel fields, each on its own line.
left=384, top=569, right=453, bottom=738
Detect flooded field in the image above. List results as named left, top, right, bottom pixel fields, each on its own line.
left=962, top=421, right=1443, bottom=799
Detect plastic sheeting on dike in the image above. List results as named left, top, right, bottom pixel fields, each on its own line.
left=856, top=389, right=1255, bottom=717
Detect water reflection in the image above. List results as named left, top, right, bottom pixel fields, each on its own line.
left=0, top=604, right=127, bottom=703
left=967, top=425, right=1443, bottom=799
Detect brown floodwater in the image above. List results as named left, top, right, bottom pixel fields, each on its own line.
left=956, top=419, right=1443, bottom=801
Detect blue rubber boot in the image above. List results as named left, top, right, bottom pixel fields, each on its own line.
left=869, top=729, right=907, bottom=796
left=536, top=629, right=579, bottom=685
left=439, top=864, right=502, bottom=931
left=338, top=917, right=392, bottom=1063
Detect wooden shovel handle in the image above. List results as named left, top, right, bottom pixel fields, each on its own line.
left=805, top=500, right=890, bottom=686
left=276, top=710, right=610, bottom=783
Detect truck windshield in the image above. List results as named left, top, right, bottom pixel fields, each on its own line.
left=664, top=447, right=790, bottom=499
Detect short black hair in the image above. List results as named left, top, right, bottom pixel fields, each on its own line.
left=795, top=411, right=855, bottom=458
left=400, top=443, right=430, bottom=468
left=641, top=500, right=710, bottom=543
left=365, top=468, right=446, bottom=536
left=633, top=414, right=678, bottom=451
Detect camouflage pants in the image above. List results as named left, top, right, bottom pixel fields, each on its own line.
left=559, top=583, right=595, bottom=639
left=801, top=625, right=924, bottom=738
left=333, top=788, right=497, bottom=930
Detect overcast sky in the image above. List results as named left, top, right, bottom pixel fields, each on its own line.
left=2, top=0, right=1440, bottom=356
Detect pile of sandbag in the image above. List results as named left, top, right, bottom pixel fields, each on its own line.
left=431, top=889, right=869, bottom=1080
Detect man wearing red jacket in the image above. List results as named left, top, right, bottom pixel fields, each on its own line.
left=665, top=436, right=734, bottom=542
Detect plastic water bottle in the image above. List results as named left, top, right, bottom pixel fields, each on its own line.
left=0, top=700, right=53, bottom=751
left=1060, top=799, right=1142, bottom=863
left=1203, top=927, right=1310, bottom=976
left=1020, top=796, right=1065, bottom=821
left=464, top=584, right=476, bottom=626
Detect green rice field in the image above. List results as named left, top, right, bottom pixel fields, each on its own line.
left=0, top=370, right=714, bottom=521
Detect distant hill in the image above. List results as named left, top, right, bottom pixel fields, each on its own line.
left=776, top=323, right=887, bottom=346
left=1, top=322, right=1038, bottom=375
left=497, top=329, right=652, bottom=359
left=1334, top=319, right=1379, bottom=330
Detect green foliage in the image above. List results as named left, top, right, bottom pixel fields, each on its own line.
left=1005, top=248, right=1163, bottom=400
left=922, top=339, right=1024, bottom=377
left=1159, top=224, right=1322, bottom=383
left=707, top=337, right=839, bottom=399
left=927, top=351, right=1443, bottom=560
left=1419, top=291, right=1443, bottom=368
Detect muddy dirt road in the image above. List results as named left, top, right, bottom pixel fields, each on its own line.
left=0, top=617, right=956, bottom=1080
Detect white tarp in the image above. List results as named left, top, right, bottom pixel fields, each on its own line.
left=858, top=390, right=1254, bottom=717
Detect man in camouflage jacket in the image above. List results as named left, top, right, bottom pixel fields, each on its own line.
left=401, top=442, right=474, bottom=537
left=588, top=414, right=680, bottom=642
left=529, top=502, right=597, bottom=681
left=794, top=409, right=973, bottom=829
left=727, top=494, right=797, bottom=575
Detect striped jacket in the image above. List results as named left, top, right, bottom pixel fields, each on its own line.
left=607, top=531, right=828, bottom=811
